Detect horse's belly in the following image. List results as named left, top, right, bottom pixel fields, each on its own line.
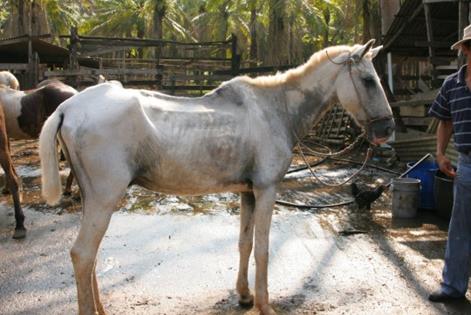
left=135, top=176, right=251, bottom=195
left=133, top=164, right=252, bottom=195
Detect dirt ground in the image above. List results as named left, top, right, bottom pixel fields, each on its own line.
left=1, top=140, right=471, bottom=315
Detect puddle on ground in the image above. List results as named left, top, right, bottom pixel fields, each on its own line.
left=119, top=186, right=240, bottom=215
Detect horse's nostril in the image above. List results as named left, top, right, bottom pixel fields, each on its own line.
left=385, top=126, right=393, bottom=135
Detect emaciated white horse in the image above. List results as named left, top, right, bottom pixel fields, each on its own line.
left=0, top=71, right=20, bottom=90
left=39, top=40, right=394, bottom=315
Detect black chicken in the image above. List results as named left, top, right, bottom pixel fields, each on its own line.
left=351, top=182, right=386, bottom=210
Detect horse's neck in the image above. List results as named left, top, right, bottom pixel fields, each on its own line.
left=284, top=62, right=339, bottom=141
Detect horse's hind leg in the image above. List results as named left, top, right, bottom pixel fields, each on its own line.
left=0, top=124, right=24, bottom=238
left=6, top=164, right=23, bottom=239
left=253, top=185, right=277, bottom=315
left=71, top=187, right=126, bottom=315
left=237, top=191, right=255, bottom=307
left=63, top=171, right=74, bottom=196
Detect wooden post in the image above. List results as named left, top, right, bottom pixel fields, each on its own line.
left=122, top=51, right=127, bottom=83
left=424, top=3, right=438, bottom=87
left=69, top=27, right=79, bottom=87
left=170, top=75, right=176, bottom=95
left=458, top=0, right=469, bottom=67
left=231, top=33, right=241, bottom=76
left=27, top=34, right=34, bottom=88
left=32, top=52, right=39, bottom=86
left=156, top=64, right=163, bottom=90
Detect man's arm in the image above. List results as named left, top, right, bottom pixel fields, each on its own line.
left=436, top=119, right=456, bottom=177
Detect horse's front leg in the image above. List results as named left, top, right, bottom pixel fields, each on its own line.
left=253, top=185, right=277, bottom=315
left=92, top=264, right=106, bottom=315
left=237, top=191, right=256, bottom=307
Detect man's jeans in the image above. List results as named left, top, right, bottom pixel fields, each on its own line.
left=441, top=153, right=471, bottom=296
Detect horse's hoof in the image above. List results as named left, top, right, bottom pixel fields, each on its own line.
left=259, top=304, right=277, bottom=315
left=238, top=294, right=254, bottom=309
left=13, top=227, right=26, bottom=239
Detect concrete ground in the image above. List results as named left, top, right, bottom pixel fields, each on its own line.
left=1, top=140, right=471, bottom=315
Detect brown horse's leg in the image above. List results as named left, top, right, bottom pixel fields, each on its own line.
left=237, top=191, right=256, bottom=307
left=253, top=185, right=276, bottom=315
left=0, top=128, right=24, bottom=238
left=64, top=171, right=74, bottom=196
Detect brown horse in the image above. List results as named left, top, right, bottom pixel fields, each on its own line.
left=0, top=80, right=77, bottom=238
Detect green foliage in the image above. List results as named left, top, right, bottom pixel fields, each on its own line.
left=0, top=1, right=12, bottom=36
left=2, top=0, right=380, bottom=64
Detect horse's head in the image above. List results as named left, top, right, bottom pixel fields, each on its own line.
left=333, top=40, right=394, bottom=145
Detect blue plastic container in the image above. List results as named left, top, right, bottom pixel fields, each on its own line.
left=406, top=160, right=438, bottom=209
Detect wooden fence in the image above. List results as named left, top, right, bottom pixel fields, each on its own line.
left=41, top=28, right=242, bottom=94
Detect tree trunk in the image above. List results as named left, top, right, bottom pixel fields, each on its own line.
left=218, top=2, right=229, bottom=41
left=323, top=8, right=330, bottom=48
left=380, top=0, right=400, bottom=36
left=362, top=0, right=371, bottom=43
left=18, top=0, right=25, bottom=35
left=249, top=1, right=258, bottom=66
left=5, top=0, right=49, bottom=37
left=267, top=0, right=288, bottom=66
left=30, top=0, right=49, bottom=36
left=152, top=1, right=167, bottom=59
left=137, top=22, right=145, bottom=59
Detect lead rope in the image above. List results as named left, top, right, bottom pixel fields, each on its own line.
left=297, top=141, right=373, bottom=187
left=287, top=50, right=374, bottom=187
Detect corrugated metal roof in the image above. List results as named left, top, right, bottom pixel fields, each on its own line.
left=382, top=0, right=459, bottom=58
left=0, top=36, right=69, bottom=64
left=0, top=35, right=99, bottom=68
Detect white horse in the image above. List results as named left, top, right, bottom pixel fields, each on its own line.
left=0, top=71, right=20, bottom=90
left=39, top=40, right=394, bottom=315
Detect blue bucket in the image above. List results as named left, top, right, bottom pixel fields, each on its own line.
left=406, top=160, right=438, bottom=209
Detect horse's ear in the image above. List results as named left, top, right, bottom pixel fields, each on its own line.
left=370, top=45, right=383, bottom=59
left=352, top=39, right=376, bottom=61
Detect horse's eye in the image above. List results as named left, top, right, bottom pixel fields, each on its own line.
left=362, top=76, right=375, bottom=87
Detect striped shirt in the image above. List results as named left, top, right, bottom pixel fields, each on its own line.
left=429, top=65, right=471, bottom=153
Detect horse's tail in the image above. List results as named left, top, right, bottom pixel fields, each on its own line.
left=39, top=110, right=63, bottom=205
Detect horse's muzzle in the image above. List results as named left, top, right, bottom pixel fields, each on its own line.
left=367, top=117, right=395, bottom=145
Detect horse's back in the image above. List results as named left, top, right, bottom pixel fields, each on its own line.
left=58, top=83, right=260, bottom=195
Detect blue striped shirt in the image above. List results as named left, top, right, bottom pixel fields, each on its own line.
left=429, top=65, right=471, bottom=153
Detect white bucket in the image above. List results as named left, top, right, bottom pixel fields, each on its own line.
left=391, top=178, right=421, bottom=218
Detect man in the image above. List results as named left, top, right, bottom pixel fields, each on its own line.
left=428, top=24, right=471, bottom=302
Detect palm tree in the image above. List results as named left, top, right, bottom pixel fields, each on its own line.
left=40, top=0, right=81, bottom=35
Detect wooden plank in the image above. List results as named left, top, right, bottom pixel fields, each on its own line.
left=414, top=41, right=454, bottom=48
left=400, top=105, right=427, bottom=117
left=401, top=117, right=433, bottom=126
left=390, top=98, right=435, bottom=108
left=165, top=74, right=232, bottom=81
left=431, top=57, right=456, bottom=65
left=44, top=68, right=163, bottom=77
left=423, top=0, right=458, bottom=3
left=161, top=85, right=217, bottom=91
left=74, top=37, right=231, bottom=48
left=0, top=63, right=29, bottom=70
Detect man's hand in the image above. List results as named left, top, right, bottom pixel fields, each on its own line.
left=437, top=154, right=456, bottom=178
